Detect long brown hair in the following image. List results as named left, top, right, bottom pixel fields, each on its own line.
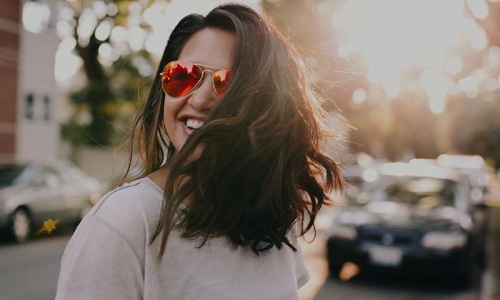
left=125, top=3, right=342, bottom=257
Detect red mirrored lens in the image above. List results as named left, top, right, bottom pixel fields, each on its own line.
left=213, top=70, right=231, bottom=97
left=162, top=62, right=203, bottom=97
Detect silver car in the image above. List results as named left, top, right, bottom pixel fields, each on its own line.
left=0, top=160, right=102, bottom=242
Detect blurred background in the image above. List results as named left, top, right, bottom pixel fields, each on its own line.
left=1, top=0, right=500, bottom=299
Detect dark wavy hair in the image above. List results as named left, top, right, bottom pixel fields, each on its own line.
left=124, top=3, right=342, bottom=257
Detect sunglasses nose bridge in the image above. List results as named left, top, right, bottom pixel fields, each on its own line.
left=202, top=69, right=215, bottom=81
left=197, top=70, right=215, bottom=90
left=199, top=69, right=220, bottom=97
left=187, top=71, right=218, bottom=110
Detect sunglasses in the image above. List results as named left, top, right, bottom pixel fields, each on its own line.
left=160, top=61, right=232, bottom=98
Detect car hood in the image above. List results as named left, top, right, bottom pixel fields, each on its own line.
left=335, top=201, right=472, bottom=231
left=0, top=186, right=30, bottom=211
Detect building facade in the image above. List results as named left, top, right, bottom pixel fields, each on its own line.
left=16, top=0, right=60, bottom=162
left=0, top=0, right=60, bottom=163
left=0, top=0, right=21, bottom=163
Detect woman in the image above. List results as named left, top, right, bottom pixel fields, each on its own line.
left=56, top=3, right=342, bottom=300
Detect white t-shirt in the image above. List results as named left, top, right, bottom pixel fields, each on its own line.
left=56, top=177, right=309, bottom=300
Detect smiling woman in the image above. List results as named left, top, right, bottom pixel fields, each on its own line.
left=55, top=3, right=342, bottom=300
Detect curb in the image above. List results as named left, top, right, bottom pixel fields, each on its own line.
left=480, top=207, right=497, bottom=299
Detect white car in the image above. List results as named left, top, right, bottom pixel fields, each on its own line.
left=0, top=160, right=102, bottom=242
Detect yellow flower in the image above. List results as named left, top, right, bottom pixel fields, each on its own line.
left=36, top=219, right=60, bottom=235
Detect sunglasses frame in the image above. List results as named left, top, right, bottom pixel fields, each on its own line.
left=160, top=60, right=231, bottom=99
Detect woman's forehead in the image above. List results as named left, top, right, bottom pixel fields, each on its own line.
left=178, top=28, right=235, bottom=69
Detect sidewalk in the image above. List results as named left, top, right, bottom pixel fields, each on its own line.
left=485, top=193, right=500, bottom=299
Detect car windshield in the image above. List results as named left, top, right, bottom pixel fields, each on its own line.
left=354, top=176, right=458, bottom=209
left=0, top=165, right=27, bottom=187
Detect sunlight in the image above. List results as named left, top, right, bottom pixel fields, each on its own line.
left=144, top=0, right=261, bottom=58
left=22, top=2, right=51, bottom=33
left=466, top=0, right=489, bottom=19
left=129, top=27, right=147, bottom=52
left=332, top=0, right=487, bottom=109
left=77, top=8, right=98, bottom=47
left=351, top=88, right=367, bottom=104
left=55, top=50, right=82, bottom=84
left=94, top=18, right=113, bottom=42
left=334, top=0, right=465, bottom=67
left=419, top=70, right=450, bottom=114
left=446, top=56, right=464, bottom=75
left=55, top=0, right=261, bottom=83
left=55, top=37, right=82, bottom=84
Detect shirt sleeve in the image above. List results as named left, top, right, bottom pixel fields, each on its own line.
left=55, top=215, right=144, bottom=300
left=288, top=224, right=310, bottom=289
left=294, top=240, right=310, bottom=289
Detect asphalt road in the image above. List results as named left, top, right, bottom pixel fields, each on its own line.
left=0, top=233, right=71, bottom=300
left=0, top=229, right=488, bottom=300
left=299, top=235, right=486, bottom=300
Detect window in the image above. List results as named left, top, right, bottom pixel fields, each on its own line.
left=43, top=95, right=50, bottom=120
left=25, top=93, right=34, bottom=119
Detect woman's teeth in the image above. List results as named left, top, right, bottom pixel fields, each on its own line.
left=186, top=118, right=204, bottom=130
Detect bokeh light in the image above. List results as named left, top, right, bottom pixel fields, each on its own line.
left=332, top=0, right=490, bottom=111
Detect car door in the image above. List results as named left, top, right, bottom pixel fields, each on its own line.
left=52, top=161, right=96, bottom=222
left=25, top=164, right=66, bottom=225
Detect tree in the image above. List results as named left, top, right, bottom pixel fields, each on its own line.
left=59, top=0, right=157, bottom=146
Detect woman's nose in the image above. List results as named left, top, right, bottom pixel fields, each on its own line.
left=187, top=73, right=217, bottom=111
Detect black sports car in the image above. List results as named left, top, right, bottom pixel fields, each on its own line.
left=326, top=162, right=486, bottom=284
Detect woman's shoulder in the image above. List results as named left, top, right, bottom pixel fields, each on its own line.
left=94, top=177, right=162, bottom=213
left=83, top=177, right=163, bottom=240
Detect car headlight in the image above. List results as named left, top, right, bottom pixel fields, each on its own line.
left=421, top=231, right=467, bottom=250
left=329, top=225, right=357, bottom=240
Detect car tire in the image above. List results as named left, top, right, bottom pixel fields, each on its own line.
left=10, top=208, right=32, bottom=243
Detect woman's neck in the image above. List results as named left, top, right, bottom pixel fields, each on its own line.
left=148, top=165, right=169, bottom=191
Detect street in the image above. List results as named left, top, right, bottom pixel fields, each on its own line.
left=0, top=230, right=486, bottom=300
left=299, top=235, right=485, bottom=300
left=0, top=233, right=70, bottom=300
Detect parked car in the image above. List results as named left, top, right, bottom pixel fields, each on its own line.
left=411, top=155, right=493, bottom=205
left=0, top=160, right=102, bottom=242
left=436, top=154, right=493, bottom=205
left=326, top=162, right=486, bottom=284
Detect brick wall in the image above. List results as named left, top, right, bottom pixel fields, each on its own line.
left=0, top=0, right=20, bottom=162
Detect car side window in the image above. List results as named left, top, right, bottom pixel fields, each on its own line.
left=31, top=166, right=61, bottom=188
left=56, top=164, right=86, bottom=185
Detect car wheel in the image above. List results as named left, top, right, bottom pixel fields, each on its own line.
left=10, top=208, right=32, bottom=243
